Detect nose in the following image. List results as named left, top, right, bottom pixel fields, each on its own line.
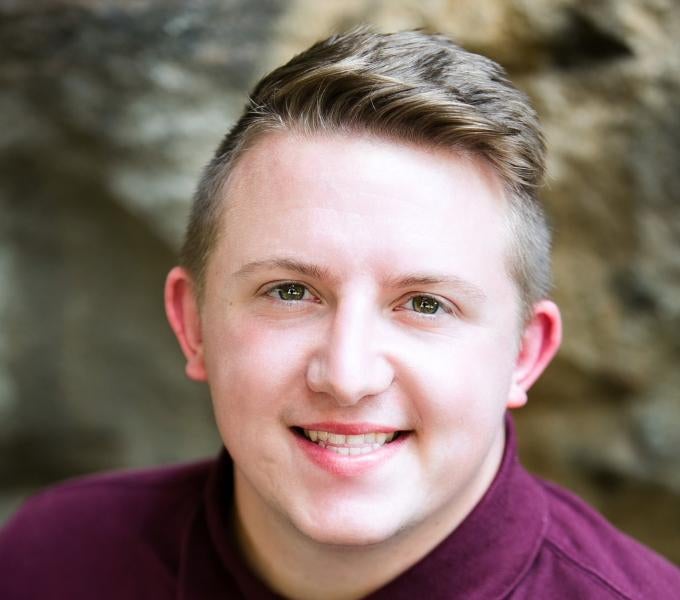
left=306, top=299, right=394, bottom=406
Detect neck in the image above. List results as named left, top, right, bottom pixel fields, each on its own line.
left=232, top=440, right=504, bottom=600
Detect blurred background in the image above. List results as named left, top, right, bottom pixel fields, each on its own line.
left=1, top=0, right=678, bottom=563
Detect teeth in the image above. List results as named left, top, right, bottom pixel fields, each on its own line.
left=302, top=429, right=400, bottom=455
left=328, top=433, right=346, bottom=444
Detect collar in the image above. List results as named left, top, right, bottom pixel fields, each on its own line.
left=179, top=414, right=548, bottom=599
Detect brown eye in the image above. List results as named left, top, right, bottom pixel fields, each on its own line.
left=411, top=295, right=440, bottom=314
left=277, top=283, right=307, bottom=301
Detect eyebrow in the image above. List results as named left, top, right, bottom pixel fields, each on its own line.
left=383, top=273, right=487, bottom=302
left=233, top=258, right=334, bottom=282
left=233, top=257, right=486, bottom=302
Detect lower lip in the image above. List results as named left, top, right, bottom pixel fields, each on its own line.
left=293, top=430, right=409, bottom=477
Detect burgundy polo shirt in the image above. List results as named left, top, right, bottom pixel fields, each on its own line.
left=1, top=418, right=678, bottom=599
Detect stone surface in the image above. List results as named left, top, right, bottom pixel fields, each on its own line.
left=1, top=0, right=678, bottom=563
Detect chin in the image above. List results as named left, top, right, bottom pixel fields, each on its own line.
left=303, top=525, right=397, bottom=548
left=292, top=505, right=409, bottom=548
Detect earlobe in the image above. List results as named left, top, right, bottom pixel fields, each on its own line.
left=164, top=266, right=208, bottom=381
left=507, top=300, right=562, bottom=409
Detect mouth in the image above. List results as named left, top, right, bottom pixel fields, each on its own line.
left=292, top=427, right=404, bottom=456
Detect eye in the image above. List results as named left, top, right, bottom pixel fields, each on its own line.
left=396, top=293, right=455, bottom=318
left=409, top=295, right=441, bottom=314
left=265, top=282, right=316, bottom=303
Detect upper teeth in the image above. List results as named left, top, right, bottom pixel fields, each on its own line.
left=303, top=430, right=396, bottom=446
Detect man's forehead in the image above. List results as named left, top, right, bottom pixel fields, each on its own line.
left=222, top=129, right=509, bottom=220
left=216, top=129, right=511, bottom=263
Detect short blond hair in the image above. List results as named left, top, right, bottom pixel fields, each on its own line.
left=182, top=29, right=551, bottom=321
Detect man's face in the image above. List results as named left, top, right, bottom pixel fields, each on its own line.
left=197, top=131, right=527, bottom=546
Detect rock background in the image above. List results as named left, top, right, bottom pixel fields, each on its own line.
left=1, top=0, right=678, bottom=563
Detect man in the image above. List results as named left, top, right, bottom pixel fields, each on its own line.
left=1, top=29, right=678, bottom=599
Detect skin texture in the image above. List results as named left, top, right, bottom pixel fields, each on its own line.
left=165, top=131, right=561, bottom=599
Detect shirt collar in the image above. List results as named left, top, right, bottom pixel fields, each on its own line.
left=180, top=414, right=548, bottom=599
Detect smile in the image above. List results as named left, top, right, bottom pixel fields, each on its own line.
left=292, top=425, right=408, bottom=476
left=300, top=429, right=399, bottom=456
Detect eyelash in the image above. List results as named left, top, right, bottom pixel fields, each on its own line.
left=261, top=281, right=455, bottom=317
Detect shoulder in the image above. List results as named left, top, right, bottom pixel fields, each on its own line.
left=0, top=459, right=214, bottom=600
left=1, top=459, right=213, bottom=542
left=518, top=476, right=680, bottom=600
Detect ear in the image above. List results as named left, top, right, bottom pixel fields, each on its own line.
left=164, top=266, right=207, bottom=381
left=507, top=300, right=562, bottom=409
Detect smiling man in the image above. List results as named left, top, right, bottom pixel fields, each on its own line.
left=2, top=29, right=679, bottom=600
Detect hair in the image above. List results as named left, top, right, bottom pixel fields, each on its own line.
left=181, top=28, right=551, bottom=323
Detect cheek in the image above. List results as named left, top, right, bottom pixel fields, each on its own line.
left=203, top=320, right=294, bottom=467
left=205, top=318, right=327, bottom=488
left=402, top=333, right=516, bottom=428
left=203, top=318, right=308, bottom=419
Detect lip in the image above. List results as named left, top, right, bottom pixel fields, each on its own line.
left=292, top=426, right=409, bottom=477
left=295, top=422, right=401, bottom=435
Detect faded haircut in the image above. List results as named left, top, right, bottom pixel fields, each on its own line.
left=181, top=28, right=551, bottom=323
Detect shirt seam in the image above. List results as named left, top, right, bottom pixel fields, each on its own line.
left=496, top=467, right=551, bottom=600
left=543, top=537, right=635, bottom=600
